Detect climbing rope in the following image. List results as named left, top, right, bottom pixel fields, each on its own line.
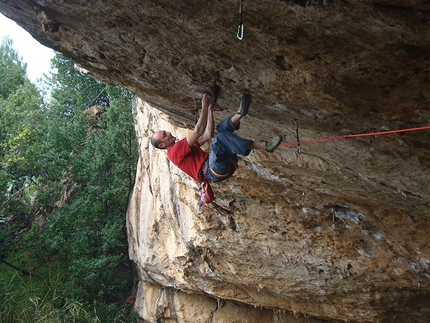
left=279, top=125, right=430, bottom=148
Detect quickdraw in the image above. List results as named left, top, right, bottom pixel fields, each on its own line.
left=294, top=119, right=301, bottom=154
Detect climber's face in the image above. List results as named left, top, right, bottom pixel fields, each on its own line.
left=153, top=130, right=176, bottom=149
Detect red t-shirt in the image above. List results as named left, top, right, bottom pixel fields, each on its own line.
left=167, top=138, right=209, bottom=182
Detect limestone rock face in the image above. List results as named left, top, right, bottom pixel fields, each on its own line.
left=2, top=0, right=430, bottom=322
left=129, top=97, right=429, bottom=323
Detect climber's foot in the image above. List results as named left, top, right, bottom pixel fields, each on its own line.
left=266, top=135, right=283, bottom=153
left=237, top=93, right=252, bottom=117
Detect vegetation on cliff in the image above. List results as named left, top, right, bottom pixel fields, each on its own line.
left=0, top=37, right=138, bottom=322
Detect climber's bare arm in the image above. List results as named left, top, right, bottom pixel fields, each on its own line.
left=197, top=100, right=214, bottom=146
left=186, top=93, right=211, bottom=147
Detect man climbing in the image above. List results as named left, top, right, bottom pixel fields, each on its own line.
left=151, top=92, right=283, bottom=202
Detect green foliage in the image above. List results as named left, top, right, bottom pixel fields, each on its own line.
left=0, top=37, right=27, bottom=100
left=0, top=38, right=44, bottom=192
left=0, top=265, right=135, bottom=322
left=0, top=41, right=138, bottom=322
left=0, top=37, right=45, bottom=252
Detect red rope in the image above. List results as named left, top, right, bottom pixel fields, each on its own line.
left=279, top=125, right=430, bottom=147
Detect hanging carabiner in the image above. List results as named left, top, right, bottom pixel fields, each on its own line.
left=237, top=0, right=244, bottom=40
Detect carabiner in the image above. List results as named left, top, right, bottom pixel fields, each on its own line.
left=236, top=0, right=243, bottom=40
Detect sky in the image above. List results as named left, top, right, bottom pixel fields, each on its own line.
left=0, top=13, right=55, bottom=83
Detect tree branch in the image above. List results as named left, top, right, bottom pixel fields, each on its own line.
left=1, top=258, right=30, bottom=275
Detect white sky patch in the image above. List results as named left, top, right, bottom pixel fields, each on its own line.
left=0, top=13, right=55, bottom=83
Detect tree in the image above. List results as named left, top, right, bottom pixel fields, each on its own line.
left=0, top=48, right=138, bottom=322
left=0, top=37, right=27, bottom=100
left=36, top=53, right=138, bottom=308
left=0, top=37, right=44, bottom=242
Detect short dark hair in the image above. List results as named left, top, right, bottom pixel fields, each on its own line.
left=150, top=133, right=162, bottom=149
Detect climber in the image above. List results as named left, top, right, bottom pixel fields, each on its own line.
left=150, top=92, right=283, bottom=199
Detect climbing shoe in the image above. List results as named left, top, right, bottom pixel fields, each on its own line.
left=238, top=93, right=252, bottom=117
left=266, top=135, right=283, bottom=153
